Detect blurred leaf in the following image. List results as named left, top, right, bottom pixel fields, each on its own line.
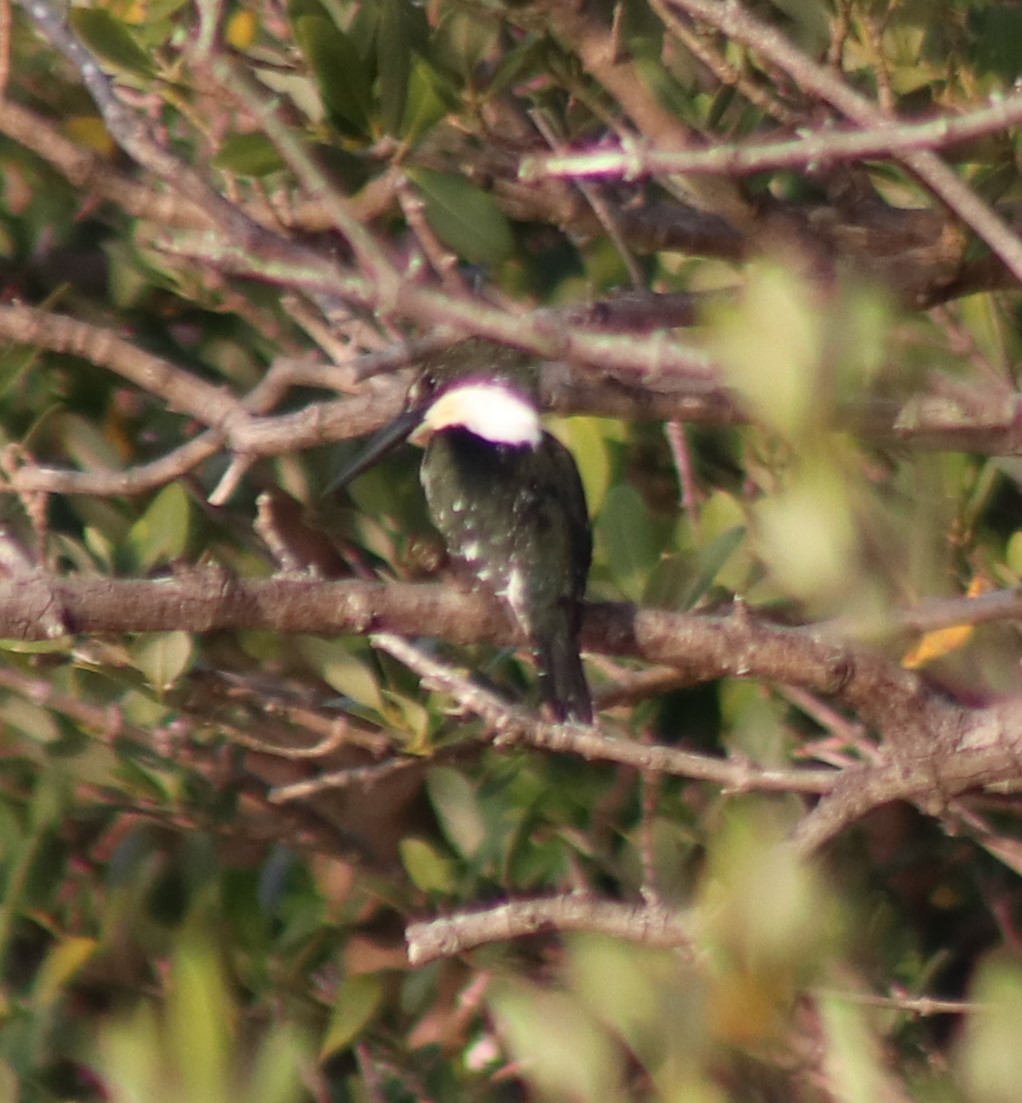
left=297, top=638, right=384, bottom=714
left=69, top=8, right=155, bottom=78
left=406, top=167, right=514, bottom=265
left=427, top=767, right=486, bottom=860
left=710, top=264, right=823, bottom=439
left=132, top=631, right=194, bottom=691
left=245, top=1024, right=308, bottom=1103
left=492, top=980, right=627, bottom=1103
left=212, top=133, right=286, bottom=178
left=818, top=995, right=892, bottom=1103
left=0, top=697, right=61, bottom=744
left=294, top=16, right=372, bottom=137
left=33, top=937, right=97, bottom=1007
left=970, top=8, right=1022, bottom=79
left=55, top=410, right=124, bottom=472
left=124, top=482, right=192, bottom=572
left=487, top=33, right=548, bottom=97
left=754, top=457, right=858, bottom=605
left=170, top=941, right=233, bottom=1102
left=684, top=524, right=746, bottom=607
left=225, top=8, right=258, bottom=48
left=399, top=837, right=456, bottom=894
left=321, top=974, right=384, bottom=1058
left=957, top=955, right=1022, bottom=1103
left=63, top=114, right=118, bottom=157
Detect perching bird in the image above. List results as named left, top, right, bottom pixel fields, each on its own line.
left=328, top=340, right=593, bottom=724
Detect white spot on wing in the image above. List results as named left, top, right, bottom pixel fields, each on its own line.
left=505, top=567, right=527, bottom=622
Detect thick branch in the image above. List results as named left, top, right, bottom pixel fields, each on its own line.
left=406, top=896, right=693, bottom=964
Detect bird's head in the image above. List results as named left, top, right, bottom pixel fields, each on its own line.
left=326, top=340, right=542, bottom=492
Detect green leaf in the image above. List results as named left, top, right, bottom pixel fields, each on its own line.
left=406, top=167, right=514, bottom=265
left=376, top=0, right=412, bottom=135
left=971, top=7, right=1022, bottom=79
left=684, top=524, right=746, bottom=608
left=168, top=941, right=232, bottom=1102
left=398, top=57, right=457, bottom=144
left=399, top=837, right=456, bottom=894
left=212, top=133, right=286, bottom=178
left=427, top=767, right=486, bottom=860
left=596, top=484, right=660, bottom=603
left=0, top=696, right=61, bottom=744
left=124, top=482, right=192, bottom=572
left=132, top=631, right=194, bottom=691
left=434, top=7, right=499, bottom=79
left=321, top=974, right=384, bottom=1058
left=294, top=16, right=372, bottom=137
left=69, top=8, right=155, bottom=78
left=297, top=638, right=384, bottom=714
left=564, top=417, right=613, bottom=516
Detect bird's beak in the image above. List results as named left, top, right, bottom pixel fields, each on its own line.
left=324, top=402, right=428, bottom=494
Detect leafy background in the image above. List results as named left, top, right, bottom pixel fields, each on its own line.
left=3, top=0, right=1022, bottom=1100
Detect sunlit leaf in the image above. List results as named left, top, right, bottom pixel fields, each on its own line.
left=225, top=9, right=258, bottom=48
left=399, top=837, right=456, bottom=893
left=710, top=263, right=824, bottom=439
left=33, top=937, right=98, bottom=1006
left=131, top=630, right=194, bottom=691
left=957, top=956, right=1022, bottom=1103
left=0, top=696, right=61, bottom=744
left=427, top=766, right=486, bottom=860
left=297, top=638, right=384, bottom=714
left=564, top=417, right=613, bottom=517
left=901, top=576, right=992, bottom=668
left=124, top=482, right=192, bottom=572
left=321, top=974, right=384, bottom=1058
left=168, top=941, right=232, bottom=1103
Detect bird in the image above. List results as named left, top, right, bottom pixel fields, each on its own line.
left=327, top=340, right=593, bottom=724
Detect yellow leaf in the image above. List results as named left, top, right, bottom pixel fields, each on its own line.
left=33, top=937, right=98, bottom=1006
left=226, top=10, right=257, bottom=48
left=63, top=116, right=118, bottom=158
left=901, top=576, right=992, bottom=669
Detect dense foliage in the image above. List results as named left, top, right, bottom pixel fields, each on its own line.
left=4, top=0, right=1022, bottom=1099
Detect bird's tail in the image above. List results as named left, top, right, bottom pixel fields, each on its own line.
left=535, top=621, right=592, bottom=725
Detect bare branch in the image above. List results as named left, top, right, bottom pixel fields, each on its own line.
left=523, top=95, right=1022, bottom=182
left=406, top=895, right=693, bottom=964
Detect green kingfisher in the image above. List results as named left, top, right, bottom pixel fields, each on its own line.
left=328, top=340, right=593, bottom=725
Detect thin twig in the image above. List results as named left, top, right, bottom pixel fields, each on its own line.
left=523, top=94, right=1022, bottom=182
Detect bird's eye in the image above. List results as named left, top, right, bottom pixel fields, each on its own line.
left=416, top=373, right=440, bottom=401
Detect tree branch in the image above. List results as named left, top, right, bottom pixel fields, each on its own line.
left=405, top=895, right=693, bottom=965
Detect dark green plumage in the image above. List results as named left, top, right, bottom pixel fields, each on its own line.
left=421, top=424, right=592, bottom=724
left=328, top=340, right=593, bottom=724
